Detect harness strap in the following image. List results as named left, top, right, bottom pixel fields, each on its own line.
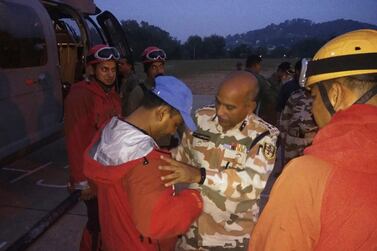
left=318, top=82, right=336, bottom=116
left=354, top=85, right=377, bottom=104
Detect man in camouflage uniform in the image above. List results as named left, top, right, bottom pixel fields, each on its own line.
left=279, top=88, right=318, bottom=164
left=245, top=54, right=277, bottom=126
left=159, top=71, right=279, bottom=250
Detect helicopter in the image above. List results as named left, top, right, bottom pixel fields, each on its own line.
left=0, top=0, right=132, bottom=160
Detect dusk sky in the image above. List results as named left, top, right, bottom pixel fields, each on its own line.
left=96, top=0, right=377, bottom=42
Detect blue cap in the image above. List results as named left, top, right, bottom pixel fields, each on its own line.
left=152, top=76, right=197, bottom=131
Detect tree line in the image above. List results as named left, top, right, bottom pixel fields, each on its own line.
left=121, top=19, right=325, bottom=61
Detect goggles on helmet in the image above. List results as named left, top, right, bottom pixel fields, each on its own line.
left=87, top=46, right=120, bottom=64
left=143, top=49, right=167, bottom=63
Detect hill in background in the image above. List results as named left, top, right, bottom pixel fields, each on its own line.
left=121, top=18, right=377, bottom=59
left=226, top=18, right=377, bottom=49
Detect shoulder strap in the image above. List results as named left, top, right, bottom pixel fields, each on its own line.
left=248, top=130, right=270, bottom=150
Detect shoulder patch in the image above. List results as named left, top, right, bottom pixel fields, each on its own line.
left=262, top=142, right=276, bottom=160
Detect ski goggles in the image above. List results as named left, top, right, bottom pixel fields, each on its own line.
left=87, top=46, right=120, bottom=64
left=144, top=49, right=167, bottom=62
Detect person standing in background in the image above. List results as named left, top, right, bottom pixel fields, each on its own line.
left=279, top=87, right=318, bottom=165
left=64, top=44, right=121, bottom=251
left=276, top=60, right=302, bottom=119
left=118, top=55, right=139, bottom=116
left=123, top=46, right=167, bottom=116
left=245, top=54, right=277, bottom=125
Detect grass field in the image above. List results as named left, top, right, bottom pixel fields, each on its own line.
left=134, top=58, right=297, bottom=95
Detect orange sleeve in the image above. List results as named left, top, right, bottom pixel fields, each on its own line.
left=249, top=155, right=331, bottom=251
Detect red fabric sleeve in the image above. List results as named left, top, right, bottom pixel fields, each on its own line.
left=64, top=87, right=96, bottom=184
left=123, top=155, right=203, bottom=240
left=149, top=189, right=202, bottom=239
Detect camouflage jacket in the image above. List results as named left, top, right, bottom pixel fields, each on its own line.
left=279, top=88, right=318, bottom=164
left=173, top=106, right=279, bottom=250
left=253, top=73, right=278, bottom=126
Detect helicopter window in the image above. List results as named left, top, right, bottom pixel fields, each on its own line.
left=60, top=18, right=81, bottom=43
left=85, top=17, right=105, bottom=47
left=0, top=1, right=47, bottom=68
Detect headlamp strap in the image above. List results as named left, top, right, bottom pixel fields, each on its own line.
left=307, top=53, right=377, bottom=77
left=354, top=85, right=377, bottom=104
left=318, top=82, right=336, bottom=116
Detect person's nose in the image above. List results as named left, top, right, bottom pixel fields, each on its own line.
left=217, top=104, right=226, bottom=118
left=108, top=70, right=116, bottom=78
left=158, top=66, right=165, bottom=74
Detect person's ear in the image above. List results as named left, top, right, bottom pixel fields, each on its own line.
left=85, top=65, right=95, bottom=77
left=328, top=82, right=345, bottom=111
left=328, top=82, right=340, bottom=111
left=155, top=105, right=170, bottom=121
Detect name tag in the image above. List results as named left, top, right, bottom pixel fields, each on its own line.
left=193, top=137, right=210, bottom=148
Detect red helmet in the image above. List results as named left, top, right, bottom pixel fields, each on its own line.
left=86, top=44, right=120, bottom=65
left=141, top=46, right=167, bottom=64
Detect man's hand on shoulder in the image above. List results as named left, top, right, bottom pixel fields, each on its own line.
left=159, top=156, right=201, bottom=186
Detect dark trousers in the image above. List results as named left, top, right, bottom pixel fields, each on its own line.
left=84, top=198, right=101, bottom=251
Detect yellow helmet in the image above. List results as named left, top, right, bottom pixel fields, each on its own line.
left=306, top=29, right=377, bottom=87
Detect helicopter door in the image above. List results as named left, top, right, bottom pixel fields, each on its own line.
left=0, top=0, right=61, bottom=159
left=96, top=11, right=133, bottom=64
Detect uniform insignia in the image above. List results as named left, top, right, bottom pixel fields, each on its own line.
left=193, top=132, right=210, bottom=141
left=223, top=143, right=232, bottom=150
left=262, top=142, right=276, bottom=160
left=223, top=143, right=247, bottom=153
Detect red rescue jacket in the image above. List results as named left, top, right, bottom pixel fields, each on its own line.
left=83, top=131, right=203, bottom=251
left=64, top=80, right=121, bottom=185
left=305, top=104, right=377, bottom=250
left=249, top=104, right=377, bottom=251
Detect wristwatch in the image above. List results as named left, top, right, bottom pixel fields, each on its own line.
left=198, top=167, right=206, bottom=185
